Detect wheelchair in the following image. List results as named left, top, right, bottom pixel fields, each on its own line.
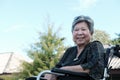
left=26, top=45, right=120, bottom=80
left=26, top=68, right=90, bottom=80
left=26, top=56, right=109, bottom=80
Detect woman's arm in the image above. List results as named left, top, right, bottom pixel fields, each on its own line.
left=80, top=41, right=104, bottom=70
left=60, top=65, right=90, bottom=73
left=60, top=41, right=104, bottom=73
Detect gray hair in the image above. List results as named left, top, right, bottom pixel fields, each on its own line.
left=72, top=15, right=94, bottom=35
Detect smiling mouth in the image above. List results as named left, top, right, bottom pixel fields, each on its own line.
left=76, top=38, right=84, bottom=41
left=77, top=37, right=84, bottom=39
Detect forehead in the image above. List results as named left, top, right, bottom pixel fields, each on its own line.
left=74, top=21, right=89, bottom=28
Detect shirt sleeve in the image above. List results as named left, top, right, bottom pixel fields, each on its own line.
left=81, top=41, right=104, bottom=70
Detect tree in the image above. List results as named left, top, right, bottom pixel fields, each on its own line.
left=111, top=33, right=120, bottom=45
left=18, top=24, right=67, bottom=79
left=92, top=29, right=111, bottom=45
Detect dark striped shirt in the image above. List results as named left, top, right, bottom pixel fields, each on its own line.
left=55, top=41, right=105, bottom=80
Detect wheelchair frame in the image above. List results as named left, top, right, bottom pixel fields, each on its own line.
left=26, top=46, right=119, bottom=80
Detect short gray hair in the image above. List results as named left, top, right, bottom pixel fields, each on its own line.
left=72, top=15, right=94, bottom=35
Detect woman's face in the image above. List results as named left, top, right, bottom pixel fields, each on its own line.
left=72, top=21, right=92, bottom=46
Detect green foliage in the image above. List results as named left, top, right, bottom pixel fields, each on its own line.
left=92, top=29, right=111, bottom=45
left=18, top=25, right=67, bottom=79
left=0, top=73, right=19, bottom=80
left=111, top=33, right=120, bottom=45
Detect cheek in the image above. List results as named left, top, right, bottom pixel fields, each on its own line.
left=72, top=32, right=77, bottom=37
left=72, top=33, right=76, bottom=41
left=85, top=30, right=91, bottom=36
left=86, top=33, right=92, bottom=40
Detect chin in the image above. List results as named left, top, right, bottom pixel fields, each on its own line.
left=77, top=42, right=85, bottom=45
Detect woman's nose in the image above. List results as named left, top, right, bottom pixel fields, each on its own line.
left=77, top=30, right=83, bottom=34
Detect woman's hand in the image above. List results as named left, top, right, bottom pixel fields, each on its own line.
left=44, top=74, right=57, bottom=80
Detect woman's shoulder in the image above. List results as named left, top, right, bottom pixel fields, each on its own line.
left=90, top=40, right=103, bottom=46
left=91, top=40, right=103, bottom=44
left=87, top=40, right=104, bottom=50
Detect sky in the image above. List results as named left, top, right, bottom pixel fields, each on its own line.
left=0, top=0, right=120, bottom=59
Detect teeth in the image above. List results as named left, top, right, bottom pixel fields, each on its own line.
left=77, top=38, right=82, bottom=40
left=77, top=37, right=83, bottom=39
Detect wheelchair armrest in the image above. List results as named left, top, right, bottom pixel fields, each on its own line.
left=51, top=68, right=89, bottom=77
left=37, top=70, right=65, bottom=80
left=36, top=68, right=89, bottom=80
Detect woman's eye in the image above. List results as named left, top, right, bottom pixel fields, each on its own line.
left=82, top=28, right=86, bottom=31
left=74, top=29, right=79, bottom=31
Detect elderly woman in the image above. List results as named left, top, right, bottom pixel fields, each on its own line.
left=46, top=15, right=105, bottom=80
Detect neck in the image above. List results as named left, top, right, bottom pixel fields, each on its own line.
left=77, top=42, right=89, bottom=54
left=73, top=46, right=84, bottom=61
left=77, top=46, right=84, bottom=54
